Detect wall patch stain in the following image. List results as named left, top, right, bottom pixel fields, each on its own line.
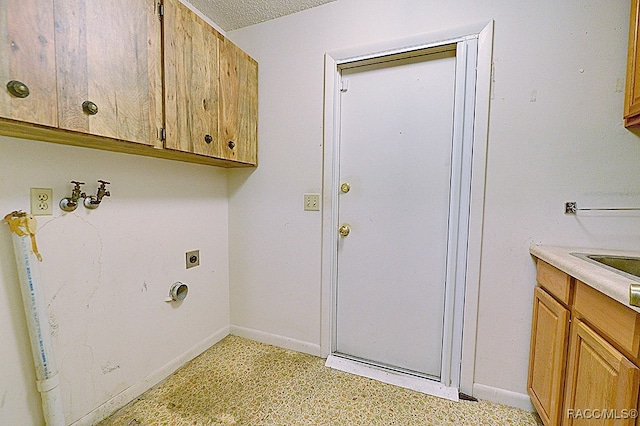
left=49, top=314, right=59, bottom=337
left=101, top=363, right=121, bottom=374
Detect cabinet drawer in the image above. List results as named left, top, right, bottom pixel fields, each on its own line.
left=574, top=281, right=640, bottom=363
left=536, top=260, right=573, bottom=305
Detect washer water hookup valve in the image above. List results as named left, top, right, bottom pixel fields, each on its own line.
left=59, top=181, right=86, bottom=212
left=84, top=180, right=111, bottom=209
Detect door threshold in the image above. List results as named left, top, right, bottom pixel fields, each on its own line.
left=325, top=354, right=459, bottom=402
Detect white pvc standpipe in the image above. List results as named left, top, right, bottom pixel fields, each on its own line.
left=8, top=214, right=65, bottom=426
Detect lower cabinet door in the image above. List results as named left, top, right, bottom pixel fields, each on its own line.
left=528, top=286, right=571, bottom=426
left=563, top=318, right=640, bottom=425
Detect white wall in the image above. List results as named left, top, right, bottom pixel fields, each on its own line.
left=0, top=136, right=230, bottom=424
left=227, top=0, right=640, bottom=408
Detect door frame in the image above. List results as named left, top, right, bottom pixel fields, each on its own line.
left=320, top=21, right=493, bottom=398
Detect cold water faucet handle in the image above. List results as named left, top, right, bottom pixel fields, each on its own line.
left=84, top=180, right=110, bottom=209
left=96, top=180, right=111, bottom=200
left=59, top=181, right=86, bottom=212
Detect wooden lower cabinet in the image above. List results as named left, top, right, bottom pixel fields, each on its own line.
left=528, top=286, right=571, bottom=426
left=563, top=319, right=640, bottom=425
left=530, top=259, right=640, bottom=425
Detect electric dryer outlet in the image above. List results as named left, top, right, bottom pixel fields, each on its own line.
left=186, top=250, right=200, bottom=269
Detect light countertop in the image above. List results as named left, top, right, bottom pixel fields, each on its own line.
left=529, top=245, right=640, bottom=314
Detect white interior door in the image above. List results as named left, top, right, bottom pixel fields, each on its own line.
left=335, top=49, right=457, bottom=379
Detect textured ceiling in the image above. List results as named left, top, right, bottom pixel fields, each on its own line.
left=187, top=0, right=336, bottom=31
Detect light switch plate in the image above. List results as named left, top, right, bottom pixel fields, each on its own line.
left=304, top=194, right=320, bottom=211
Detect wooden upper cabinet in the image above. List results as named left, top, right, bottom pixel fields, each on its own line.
left=219, top=38, right=258, bottom=165
left=563, top=319, right=640, bottom=426
left=0, top=0, right=57, bottom=127
left=625, top=0, right=640, bottom=127
left=0, top=0, right=257, bottom=166
left=54, top=0, right=162, bottom=145
left=163, top=0, right=222, bottom=157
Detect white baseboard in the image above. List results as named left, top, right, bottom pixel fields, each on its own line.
left=229, top=325, right=322, bottom=357
left=71, top=326, right=230, bottom=426
left=472, top=383, right=535, bottom=412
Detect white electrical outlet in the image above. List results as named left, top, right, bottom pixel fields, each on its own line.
left=30, top=188, right=53, bottom=216
left=304, top=194, right=320, bottom=211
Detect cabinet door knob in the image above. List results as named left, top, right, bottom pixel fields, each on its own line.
left=228, top=140, right=236, bottom=149
left=204, top=134, right=213, bottom=144
left=82, top=101, right=99, bottom=115
left=6, top=80, right=29, bottom=98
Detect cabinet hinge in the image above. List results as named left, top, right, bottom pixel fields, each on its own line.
left=159, top=127, right=166, bottom=141
left=158, top=3, right=164, bottom=18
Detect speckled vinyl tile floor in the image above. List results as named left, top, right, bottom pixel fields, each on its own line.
left=99, top=335, right=542, bottom=425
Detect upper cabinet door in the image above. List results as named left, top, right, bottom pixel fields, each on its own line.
left=220, top=38, right=258, bottom=165
left=163, top=0, right=222, bottom=157
left=54, top=0, right=162, bottom=145
left=0, top=0, right=57, bottom=127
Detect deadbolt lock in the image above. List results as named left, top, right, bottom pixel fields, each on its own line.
left=340, top=182, right=351, bottom=193
left=338, top=224, right=351, bottom=237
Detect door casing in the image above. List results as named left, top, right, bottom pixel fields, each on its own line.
left=321, top=21, right=494, bottom=397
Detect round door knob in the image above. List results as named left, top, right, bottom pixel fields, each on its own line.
left=82, top=101, right=99, bottom=115
left=204, top=134, right=213, bottom=144
left=340, top=182, right=351, bottom=193
left=339, top=224, right=351, bottom=237
left=6, top=80, right=29, bottom=98
left=228, top=140, right=236, bottom=149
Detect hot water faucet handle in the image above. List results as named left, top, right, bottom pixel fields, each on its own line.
left=59, top=181, right=86, bottom=212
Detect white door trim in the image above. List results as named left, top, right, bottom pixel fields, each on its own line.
left=321, top=21, right=494, bottom=397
